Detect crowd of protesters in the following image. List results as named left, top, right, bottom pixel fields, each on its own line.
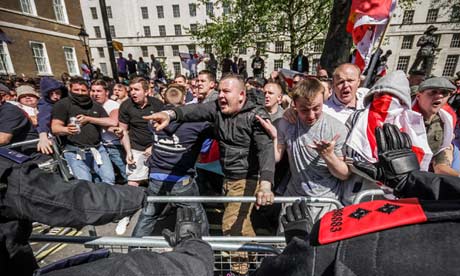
left=1, top=49, right=460, bottom=276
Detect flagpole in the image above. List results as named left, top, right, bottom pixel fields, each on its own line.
left=362, top=16, right=392, bottom=88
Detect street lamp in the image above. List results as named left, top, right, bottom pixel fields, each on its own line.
left=78, top=25, right=92, bottom=79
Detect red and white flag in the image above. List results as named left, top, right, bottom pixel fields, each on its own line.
left=347, top=0, right=396, bottom=72
left=279, top=68, right=303, bottom=89
left=347, top=94, right=433, bottom=171
left=179, top=52, right=205, bottom=71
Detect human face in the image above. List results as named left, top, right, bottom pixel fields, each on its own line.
left=294, top=93, right=323, bottom=126
left=70, top=83, right=89, bottom=95
left=455, top=80, right=460, bottom=89
left=113, top=85, right=128, bottom=100
left=197, top=74, right=215, bottom=100
left=293, top=75, right=303, bottom=87
left=18, top=95, right=39, bottom=108
left=263, top=83, right=282, bottom=109
left=90, top=85, right=108, bottom=104
left=129, top=82, right=148, bottom=105
left=409, top=74, right=425, bottom=86
left=333, top=65, right=360, bottom=106
left=49, top=89, right=62, bottom=102
left=416, top=89, right=451, bottom=119
left=174, top=77, right=187, bottom=87
left=218, top=78, right=245, bottom=115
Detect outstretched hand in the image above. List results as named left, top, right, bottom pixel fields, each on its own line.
left=143, top=111, right=170, bottom=131
left=308, top=134, right=340, bottom=157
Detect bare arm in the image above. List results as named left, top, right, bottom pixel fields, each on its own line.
left=76, top=114, right=117, bottom=128
left=309, top=137, right=351, bottom=181
left=433, top=146, right=459, bottom=177
left=51, top=119, right=79, bottom=136
left=0, top=132, right=12, bottom=145
left=119, top=122, right=134, bottom=165
left=255, top=115, right=285, bottom=162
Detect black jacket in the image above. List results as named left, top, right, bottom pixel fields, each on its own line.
left=174, top=99, right=275, bottom=183
left=38, top=239, right=213, bottom=276
left=291, top=55, right=309, bottom=74
left=255, top=171, right=460, bottom=276
left=0, top=156, right=146, bottom=276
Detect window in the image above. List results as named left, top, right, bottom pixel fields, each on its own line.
left=396, top=56, right=410, bottom=73
left=259, top=24, right=266, bottom=33
left=141, top=7, right=149, bottom=19
left=275, top=41, right=284, bottom=53
left=451, top=33, right=460, bottom=48
left=204, top=44, right=212, bottom=54
left=106, top=6, right=112, bottom=18
left=173, top=62, right=181, bottom=75
left=274, top=60, right=283, bottom=70
left=239, top=47, right=247, bottom=55
left=189, top=3, right=196, bottom=16
left=313, top=39, right=323, bottom=52
left=451, top=6, right=460, bottom=22
left=141, top=46, right=148, bottom=57
left=144, top=26, right=151, bottom=37
left=190, top=24, right=197, bottom=33
left=223, top=3, right=230, bottom=15
left=94, top=26, right=102, bottom=38
left=401, top=35, right=414, bottom=49
left=402, top=10, right=414, bottom=24
left=442, top=55, right=459, bottom=76
left=434, top=34, right=441, bottom=46
left=426, top=9, right=438, bottom=23
left=206, top=2, right=214, bottom=16
left=157, top=6, right=164, bottom=19
left=100, top=63, right=108, bottom=75
left=0, top=42, right=15, bottom=74
left=20, top=0, right=37, bottom=15
left=174, top=25, right=182, bottom=36
left=53, top=0, right=68, bottom=23
left=97, top=47, right=105, bottom=58
left=156, top=46, right=165, bottom=57
left=311, top=59, right=320, bottom=75
left=90, top=7, right=98, bottom=19
left=30, top=42, right=52, bottom=75
left=173, top=5, right=180, bottom=18
left=109, top=25, right=116, bottom=37
left=159, top=25, right=166, bottom=36
left=188, top=44, right=196, bottom=55
left=256, top=42, right=266, bottom=51
left=63, top=47, right=79, bottom=76
left=172, top=45, right=179, bottom=56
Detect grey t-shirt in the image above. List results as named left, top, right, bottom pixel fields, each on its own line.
left=278, top=112, right=348, bottom=199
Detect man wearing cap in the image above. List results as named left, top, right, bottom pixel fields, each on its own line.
left=0, top=84, right=38, bottom=155
left=413, top=77, right=458, bottom=176
left=15, top=85, right=40, bottom=126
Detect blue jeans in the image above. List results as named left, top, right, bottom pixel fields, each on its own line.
left=105, top=144, right=127, bottom=182
left=132, top=178, right=209, bottom=237
left=63, top=145, right=115, bottom=185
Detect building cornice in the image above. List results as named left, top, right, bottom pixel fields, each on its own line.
left=0, top=7, right=80, bottom=29
left=0, top=21, right=80, bottom=41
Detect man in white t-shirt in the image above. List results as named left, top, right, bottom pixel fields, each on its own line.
left=90, top=80, right=126, bottom=183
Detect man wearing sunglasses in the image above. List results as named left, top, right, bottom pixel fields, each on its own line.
left=413, top=77, right=457, bottom=176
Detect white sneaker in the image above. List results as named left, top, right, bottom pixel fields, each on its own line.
left=115, top=217, right=130, bottom=235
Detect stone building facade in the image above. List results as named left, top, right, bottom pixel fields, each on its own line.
left=0, top=0, right=86, bottom=78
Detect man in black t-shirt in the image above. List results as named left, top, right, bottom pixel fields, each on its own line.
left=0, top=88, right=38, bottom=155
left=51, top=78, right=117, bottom=184
left=252, top=50, right=265, bottom=78
left=119, top=77, right=164, bottom=187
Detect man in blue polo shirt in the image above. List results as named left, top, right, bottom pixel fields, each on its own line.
left=132, top=84, right=212, bottom=237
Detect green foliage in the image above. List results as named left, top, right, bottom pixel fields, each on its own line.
left=191, top=0, right=333, bottom=61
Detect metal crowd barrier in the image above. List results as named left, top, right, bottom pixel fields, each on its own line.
left=3, top=137, right=72, bottom=181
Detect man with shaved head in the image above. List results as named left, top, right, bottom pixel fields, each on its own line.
left=145, top=74, right=275, bottom=276
left=323, top=63, right=366, bottom=123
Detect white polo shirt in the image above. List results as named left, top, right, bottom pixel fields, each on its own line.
left=323, top=87, right=368, bottom=124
